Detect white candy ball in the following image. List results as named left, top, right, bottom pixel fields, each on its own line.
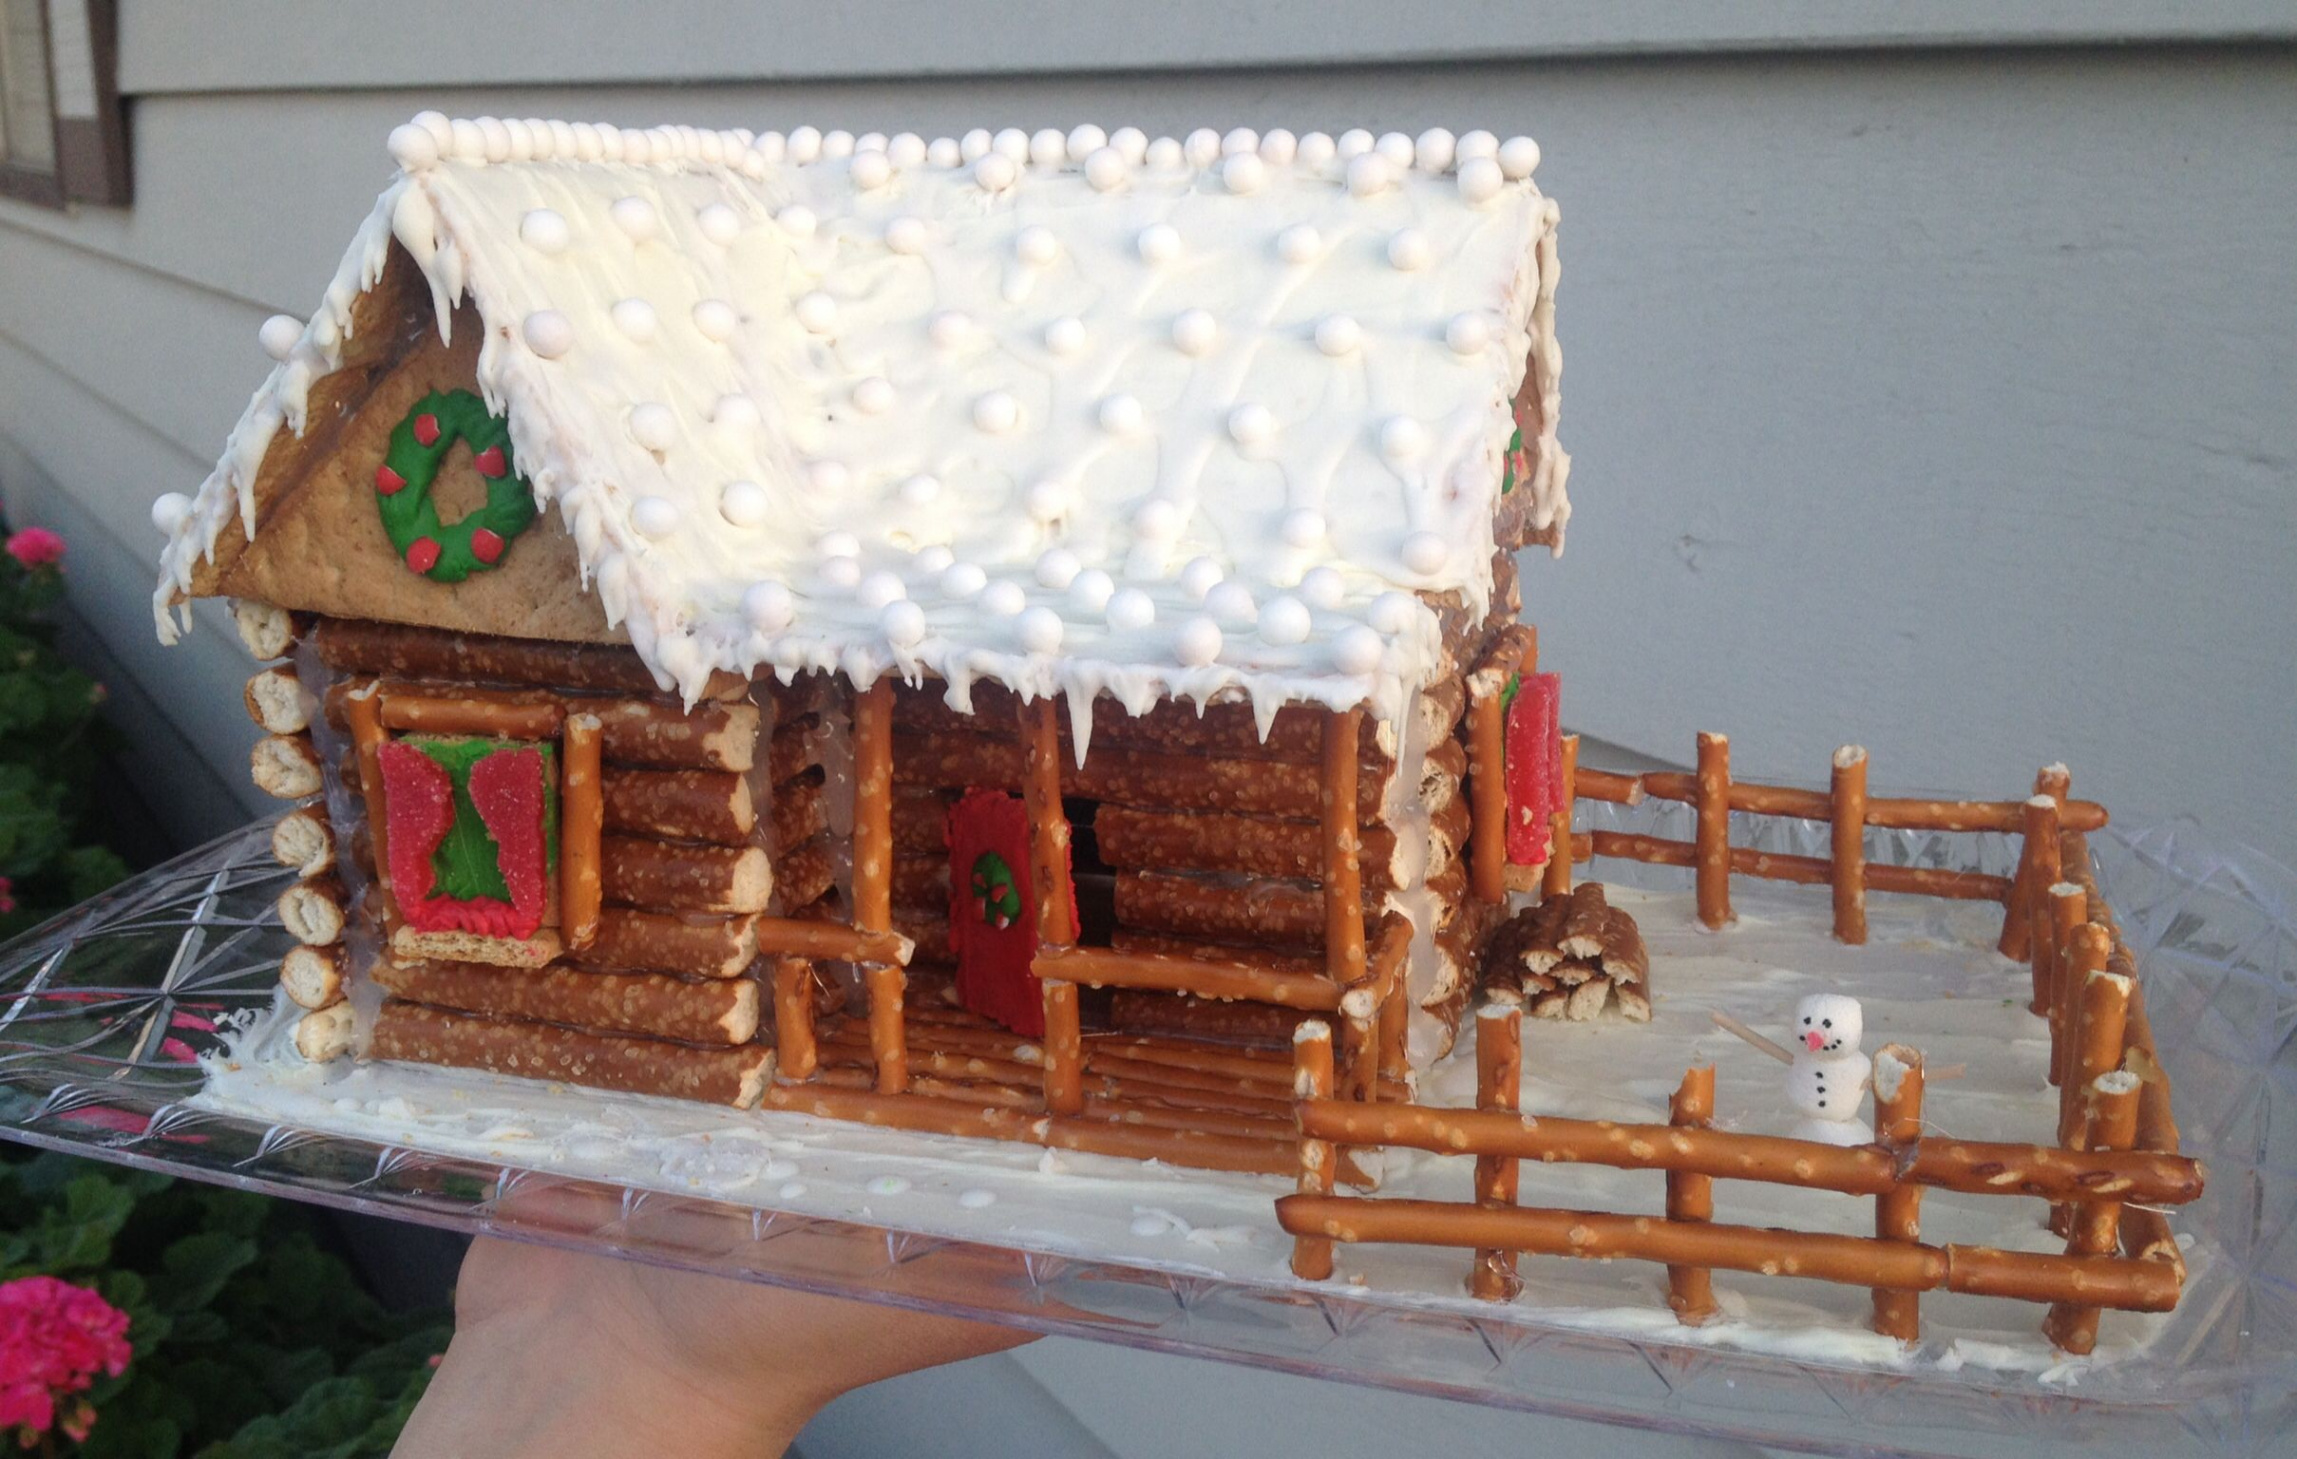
left=1221, top=153, right=1266, bottom=194
left=929, top=310, right=973, bottom=348
left=1414, top=127, right=1456, bottom=172
left=1259, top=595, right=1312, bottom=645
left=522, top=310, right=575, bottom=357
left=478, top=117, right=512, bottom=162
left=884, top=215, right=929, bottom=254
left=1379, top=417, right=1427, bottom=462
left=1029, top=128, right=1067, bottom=165
left=1136, top=223, right=1180, bottom=265
left=1368, top=590, right=1420, bottom=634
left=1259, top=128, right=1298, bottom=165
left=795, top=291, right=837, bottom=333
left=519, top=208, right=570, bottom=253
left=150, top=492, right=192, bottom=536
left=1346, top=154, right=1392, bottom=197
left=1446, top=312, right=1492, bottom=355
left=993, top=127, right=1029, bottom=160
left=1314, top=314, right=1362, bottom=356
left=1178, top=556, right=1224, bottom=601
left=1044, top=316, right=1086, bottom=355
left=788, top=125, right=823, bottom=161
left=1296, top=131, right=1336, bottom=168
left=1276, top=224, right=1321, bottom=263
left=713, top=393, right=760, bottom=430
left=1203, top=580, right=1257, bottom=624
left=1183, top=128, right=1221, bottom=166
left=1017, top=606, right=1065, bottom=653
left=1336, top=128, right=1374, bottom=159
left=631, top=496, right=681, bottom=539
left=1067, top=568, right=1115, bottom=613
left=719, top=480, right=768, bottom=527
left=1171, top=309, right=1217, bottom=356
left=1146, top=136, right=1183, bottom=169
left=1034, top=547, right=1082, bottom=590
left=1025, top=479, right=1070, bottom=522
left=974, top=153, right=1018, bottom=190
left=610, top=196, right=660, bottom=242
left=412, top=110, right=452, bottom=146
left=881, top=599, right=927, bottom=648
left=691, top=298, right=738, bottom=341
left=696, top=203, right=741, bottom=245
left=1066, top=124, right=1108, bottom=158
left=819, top=555, right=862, bottom=589
left=974, top=390, right=1020, bottom=433
left=818, top=530, right=860, bottom=558
left=849, top=150, right=892, bottom=189
left=853, top=377, right=896, bottom=415
left=752, top=130, right=786, bottom=162
left=808, top=460, right=850, bottom=494
left=1175, top=616, right=1223, bottom=667
left=1229, top=403, right=1276, bottom=453
left=941, top=561, right=989, bottom=599
left=1300, top=564, right=1346, bottom=609
left=1332, top=624, right=1385, bottom=675
left=1498, top=135, right=1540, bottom=178
left=857, top=570, right=907, bottom=609
left=1400, top=530, right=1448, bottom=574
left=611, top=298, right=659, bottom=342
left=1104, top=588, right=1156, bottom=631
left=1387, top=228, right=1431, bottom=270
left=890, top=132, right=927, bottom=166
left=387, top=123, right=439, bottom=168
left=1222, top=126, right=1259, bottom=155
left=1281, top=508, right=1327, bottom=548
left=1111, top=126, right=1149, bottom=162
left=1133, top=497, right=1182, bottom=540
left=1098, top=394, right=1145, bottom=434
left=628, top=402, right=678, bottom=450
left=926, top=136, right=961, bottom=167
left=1084, top=146, right=1128, bottom=191
left=1015, top=224, right=1060, bottom=266
left=915, top=544, right=957, bottom=576
left=1376, top=131, right=1415, bottom=168
left=1457, top=156, right=1504, bottom=204
left=1457, top=129, right=1498, bottom=160
left=778, top=204, right=818, bottom=238
left=742, top=580, right=794, bottom=631
left=898, top=473, right=942, bottom=506
left=258, top=314, right=303, bottom=361
left=960, top=128, right=992, bottom=161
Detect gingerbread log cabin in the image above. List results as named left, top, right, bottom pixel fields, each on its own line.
left=153, top=116, right=1569, bottom=1172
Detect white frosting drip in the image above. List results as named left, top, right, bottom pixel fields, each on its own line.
left=154, top=115, right=1564, bottom=724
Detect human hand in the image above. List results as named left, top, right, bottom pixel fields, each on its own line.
left=394, top=1233, right=1034, bottom=1458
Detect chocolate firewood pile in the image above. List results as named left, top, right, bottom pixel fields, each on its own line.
left=1481, top=883, right=1650, bottom=1022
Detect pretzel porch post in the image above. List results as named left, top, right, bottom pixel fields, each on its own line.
left=1871, top=1045, right=1926, bottom=1341
left=1542, top=733, right=1579, bottom=899
left=2043, top=1069, right=2144, bottom=1354
left=772, top=957, right=818, bottom=1082
left=1694, top=732, right=1733, bottom=928
left=1831, top=746, right=1868, bottom=945
left=852, top=678, right=906, bottom=1093
left=561, top=713, right=603, bottom=950
left=1468, top=675, right=1507, bottom=905
left=1666, top=1064, right=1719, bottom=1324
left=1469, top=1002, right=1524, bottom=1301
left=1323, top=706, right=1368, bottom=987
left=1019, top=695, right=1085, bottom=1115
left=342, top=683, right=398, bottom=933
left=1292, top=1020, right=1338, bottom=1280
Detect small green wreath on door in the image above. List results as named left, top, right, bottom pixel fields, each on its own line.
left=970, top=852, right=1023, bottom=930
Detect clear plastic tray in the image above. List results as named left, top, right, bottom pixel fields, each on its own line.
left=0, top=814, right=2289, bottom=1458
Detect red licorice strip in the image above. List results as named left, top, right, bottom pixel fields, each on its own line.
left=469, top=748, right=547, bottom=939
left=379, top=741, right=454, bottom=913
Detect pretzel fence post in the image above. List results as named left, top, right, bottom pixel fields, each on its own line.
left=2042, top=1069, right=2144, bottom=1354
left=867, top=962, right=908, bottom=1095
left=1999, top=767, right=2068, bottom=960
left=772, top=957, right=818, bottom=1083
left=1871, top=1045, right=1926, bottom=1341
left=1830, top=746, right=1868, bottom=945
left=1543, top=733, right=1579, bottom=898
left=2019, top=795, right=2062, bottom=1000
left=1470, top=1002, right=1524, bottom=1301
left=2054, top=928, right=2130, bottom=1236
left=1695, top=733, right=1733, bottom=928
left=1666, top=1064, right=1720, bottom=1323
left=2042, top=882, right=2089, bottom=1021
left=1291, top=1020, right=1337, bottom=1281
left=1042, top=979, right=1084, bottom=1116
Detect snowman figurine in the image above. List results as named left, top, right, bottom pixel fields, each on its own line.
left=1785, top=993, right=1871, bottom=1146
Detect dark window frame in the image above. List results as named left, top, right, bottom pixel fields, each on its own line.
left=0, top=0, right=128, bottom=210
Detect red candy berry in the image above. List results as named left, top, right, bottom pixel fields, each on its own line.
left=375, top=464, right=406, bottom=495
left=470, top=527, right=505, bottom=564
left=405, top=537, right=442, bottom=574
left=472, top=445, right=508, bottom=478
left=413, top=413, right=441, bottom=446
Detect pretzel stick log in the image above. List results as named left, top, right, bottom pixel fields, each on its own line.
left=1323, top=706, right=1368, bottom=987
left=373, top=959, right=758, bottom=1044
left=308, top=618, right=747, bottom=700
left=341, top=681, right=397, bottom=931
left=748, top=917, right=912, bottom=966
left=890, top=787, right=953, bottom=854
left=2060, top=949, right=2133, bottom=1150
left=295, top=1002, right=355, bottom=1062
left=1470, top=1002, right=1524, bottom=1301
left=890, top=905, right=953, bottom=966
left=570, top=908, right=758, bottom=979
left=2042, top=882, right=2089, bottom=1018
left=252, top=735, right=324, bottom=799
left=370, top=1000, right=772, bottom=1106
left=1095, top=806, right=1401, bottom=889
left=773, top=837, right=836, bottom=913
left=853, top=678, right=896, bottom=935
left=1597, top=907, right=1648, bottom=986
left=1711, top=1010, right=1795, bottom=1065
left=1107, top=989, right=1308, bottom=1046
left=599, top=768, right=756, bottom=845
left=1557, top=881, right=1610, bottom=958
left=243, top=665, right=309, bottom=735
left=1088, top=1035, right=1289, bottom=1088
left=550, top=712, right=603, bottom=950
left=866, top=961, right=908, bottom=1094
left=231, top=599, right=296, bottom=660
left=380, top=694, right=563, bottom=740
left=1114, top=870, right=1398, bottom=950
left=893, top=731, right=1389, bottom=821
left=1291, top=1020, right=1338, bottom=1279
left=280, top=943, right=346, bottom=1010
left=1036, top=943, right=1345, bottom=1011
left=1040, top=1117, right=1297, bottom=1177
left=896, top=679, right=1398, bottom=767
left=2043, top=1069, right=2146, bottom=1354
left=773, top=773, right=830, bottom=851
left=1573, top=767, right=1646, bottom=806
left=1467, top=669, right=1508, bottom=905
left=600, top=834, right=770, bottom=914
left=270, top=804, right=335, bottom=877
left=278, top=875, right=348, bottom=946
left=772, top=957, right=819, bottom=1081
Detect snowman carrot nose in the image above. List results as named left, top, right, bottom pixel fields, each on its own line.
left=1805, top=1029, right=1827, bottom=1051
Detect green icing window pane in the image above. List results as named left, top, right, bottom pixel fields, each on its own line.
left=410, top=737, right=557, bottom=902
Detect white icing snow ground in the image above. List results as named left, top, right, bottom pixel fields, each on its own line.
left=194, top=884, right=2198, bottom=1380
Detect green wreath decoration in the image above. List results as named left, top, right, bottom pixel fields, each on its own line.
left=373, top=389, right=538, bottom=582
left=969, top=851, right=1023, bottom=930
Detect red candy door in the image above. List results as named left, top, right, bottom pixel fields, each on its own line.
left=1504, top=672, right=1563, bottom=866
left=946, top=789, right=1049, bottom=1037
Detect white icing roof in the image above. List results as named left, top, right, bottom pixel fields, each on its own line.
left=157, top=116, right=1565, bottom=728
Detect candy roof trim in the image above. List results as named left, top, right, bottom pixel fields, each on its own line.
left=156, top=115, right=1565, bottom=727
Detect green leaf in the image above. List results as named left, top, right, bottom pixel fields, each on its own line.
left=152, top=1231, right=260, bottom=1314
left=411, top=737, right=511, bottom=902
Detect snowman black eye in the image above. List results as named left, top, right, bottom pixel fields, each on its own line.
left=1823, top=1019, right=1833, bottom=1028
left=1802, top=1017, right=1812, bottom=1025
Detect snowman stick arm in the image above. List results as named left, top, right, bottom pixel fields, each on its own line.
left=1709, top=1010, right=1796, bottom=1064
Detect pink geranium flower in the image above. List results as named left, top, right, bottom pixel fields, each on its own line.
left=3, top=527, right=64, bottom=569
left=0, top=877, right=14, bottom=915
left=0, top=1276, right=132, bottom=1447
